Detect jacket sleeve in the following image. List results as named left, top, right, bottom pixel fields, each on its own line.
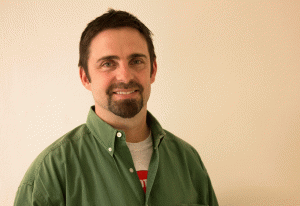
left=14, top=147, right=66, bottom=206
left=207, top=173, right=219, bottom=206
left=191, top=146, right=219, bottom=206
left=14, top=183, right=50, bottom=206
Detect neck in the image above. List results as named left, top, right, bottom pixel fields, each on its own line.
left=95, top=105, right=150, bottom=143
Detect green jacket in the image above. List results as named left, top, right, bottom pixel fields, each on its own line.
left=14, top=106, right=218, bottom=206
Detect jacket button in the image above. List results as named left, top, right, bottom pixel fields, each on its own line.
left=117, top=132, right=122, bottom=137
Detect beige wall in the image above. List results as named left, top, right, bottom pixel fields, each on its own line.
left=1, top=0, right=299, bottom=205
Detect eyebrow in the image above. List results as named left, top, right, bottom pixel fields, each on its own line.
left=128, top=53, right=147, bottom=59
left=96, top=55, right=119, bottom=63
left=96, top=53, right=147, bottom=63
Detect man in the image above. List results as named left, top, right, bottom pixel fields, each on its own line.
left=14, top=9, right=218, bottom=206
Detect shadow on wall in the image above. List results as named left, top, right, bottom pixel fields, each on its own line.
left=219, top=186, right=299, bottom=206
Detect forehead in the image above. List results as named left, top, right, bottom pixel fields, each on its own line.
left=89, top=27, right=149, bottom=59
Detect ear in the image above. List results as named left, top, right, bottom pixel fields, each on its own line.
left=79, top=67, right=92, bottom=91
left=150, top=59, right=157, bottom=84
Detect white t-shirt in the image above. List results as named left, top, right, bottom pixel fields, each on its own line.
left=126, top=131, right=153, bottom=193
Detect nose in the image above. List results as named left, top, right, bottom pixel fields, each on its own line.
left=115, top=62, right=134, bottom=83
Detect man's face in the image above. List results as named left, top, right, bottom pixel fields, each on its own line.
left=81, top=27, right=157, bottom=118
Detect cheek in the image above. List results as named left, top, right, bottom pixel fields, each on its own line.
left=90, top=81, right=107, bottom=95
left=142, top=79, right=152, bottom=96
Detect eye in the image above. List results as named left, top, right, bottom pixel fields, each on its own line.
left=103, top=62, right=111, bottom=67
left=134, top=60, right=142, bottom=64
left=130, top=59, right=143, bottom=65
left=101, top=61, right=115, bottom=68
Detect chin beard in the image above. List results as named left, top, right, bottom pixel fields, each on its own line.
left=108, top=98, right=143, bottom=118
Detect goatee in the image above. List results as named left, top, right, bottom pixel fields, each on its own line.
left=108, top=97, right=143, bottom=118
left=106, top=80, right=144, bottom=118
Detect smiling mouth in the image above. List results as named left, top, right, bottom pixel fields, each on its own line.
left=113, top=90, right=139, bottom=95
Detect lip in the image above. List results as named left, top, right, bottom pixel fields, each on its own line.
left=112, top=90, right=139, bottom=99
left=112, top=89, right=139, bottom=94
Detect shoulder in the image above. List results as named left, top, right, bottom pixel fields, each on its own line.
left=160, top=129, right=207, bottom=170
left=19, top=124, right=89, bottom=186
left=162, top=129, right=197, bottom=152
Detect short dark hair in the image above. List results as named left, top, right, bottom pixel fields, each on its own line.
left=78, top=9, right=156, bottom=82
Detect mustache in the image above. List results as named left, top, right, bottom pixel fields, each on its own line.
left=106, top=80, right=144, bottom=95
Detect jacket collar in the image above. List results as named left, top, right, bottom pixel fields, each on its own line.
left=86, top=106, right=166, bottom=155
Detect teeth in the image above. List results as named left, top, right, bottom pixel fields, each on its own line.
left=116, top=91, right=135, bottom=95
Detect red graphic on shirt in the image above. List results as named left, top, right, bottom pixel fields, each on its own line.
left=137, top=170, right=148, bottom=193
